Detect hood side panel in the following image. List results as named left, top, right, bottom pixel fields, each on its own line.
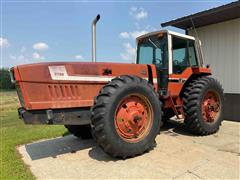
left=15, top=62, right=149, bottom=110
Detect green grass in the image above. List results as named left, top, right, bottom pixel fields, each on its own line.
left=0, top=91, right=66, bottom=179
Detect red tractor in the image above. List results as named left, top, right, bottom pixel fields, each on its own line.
left=10, top=15, right=224, bottom=158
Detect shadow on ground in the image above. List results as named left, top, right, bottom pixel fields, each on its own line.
left=161, top=119, right=194, bottom=136
left=25, top=136, right=95, bottom=160
left=25, top=119, right=194, bottom=161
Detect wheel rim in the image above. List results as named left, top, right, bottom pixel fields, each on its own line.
left=114, top=94, right=153, bottom=143
left=201, top=90, right=221, bottom=123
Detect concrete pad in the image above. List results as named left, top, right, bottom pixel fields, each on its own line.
left=18, top=121, right=240, bottom=179
left=192, top=159, right=240, bottom=179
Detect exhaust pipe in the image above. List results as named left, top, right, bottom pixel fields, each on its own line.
left=92, top=14, right=100, bottom=62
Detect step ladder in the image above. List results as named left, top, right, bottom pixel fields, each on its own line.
left=168, top=96, right=185, bottom=119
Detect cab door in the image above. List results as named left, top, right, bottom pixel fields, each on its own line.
left=155, top=34, right=169, bottom=96
left=137, top=34, right=169, bottom=95
left=168, top=35, right=199, bottom=96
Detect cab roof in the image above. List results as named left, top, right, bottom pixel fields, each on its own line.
left=136, top=30, right=195, bottom=41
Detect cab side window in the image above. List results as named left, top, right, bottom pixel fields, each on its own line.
left=172, top=37, right=189, bottom=74
left=188, top=40, right=198, bottom=66
left=172, top=36, right=198, bottom=74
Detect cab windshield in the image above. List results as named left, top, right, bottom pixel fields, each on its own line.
left=137, top=34, right=168, bottom=69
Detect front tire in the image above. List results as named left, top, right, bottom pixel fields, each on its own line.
left=91, top=75, right=162, bottom=158
left=183, top=76, right=224, bottom=135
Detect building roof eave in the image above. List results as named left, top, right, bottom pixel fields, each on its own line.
left=161, top=1, right=240, bottom=30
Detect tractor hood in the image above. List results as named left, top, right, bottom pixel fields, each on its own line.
left=11, top=62, right=149, bottom=83
left=11, top=62, right=151, bottom=110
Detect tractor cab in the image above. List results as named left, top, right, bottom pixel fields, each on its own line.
left=136, top=30, right=201, bottom=95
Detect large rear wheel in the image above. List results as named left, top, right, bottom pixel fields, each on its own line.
left=183, top=76, right=224, bottom=135
left=91, top=75, right=162, bottom=158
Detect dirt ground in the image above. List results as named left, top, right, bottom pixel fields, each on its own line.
left=18, top=120, right=240, bottom=179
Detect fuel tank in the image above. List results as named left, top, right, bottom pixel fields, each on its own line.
left=11, top=62, right=151, bottom=110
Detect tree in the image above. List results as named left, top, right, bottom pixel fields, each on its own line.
left=0, top=68, right=15, bottom=89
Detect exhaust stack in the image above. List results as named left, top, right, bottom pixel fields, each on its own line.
left=92, top=14, right=100, bottom=62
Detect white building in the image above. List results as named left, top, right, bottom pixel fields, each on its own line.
left=162, top=1, right=240, bottom=121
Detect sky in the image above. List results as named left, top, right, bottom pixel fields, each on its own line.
left=0, top=0, right=233, bottom=67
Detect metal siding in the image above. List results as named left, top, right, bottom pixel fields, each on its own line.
left=189, top=18, right=240, bottom=93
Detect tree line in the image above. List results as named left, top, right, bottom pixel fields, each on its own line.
left=0, top=68, right=15, bottom=89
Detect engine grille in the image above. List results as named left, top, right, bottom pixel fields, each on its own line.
left=47, top=85, right=81, bottom=100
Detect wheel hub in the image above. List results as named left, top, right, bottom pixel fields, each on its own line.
left=201, top=91, right=220, bottom=123
left=115, top=94, right=153, bottom=143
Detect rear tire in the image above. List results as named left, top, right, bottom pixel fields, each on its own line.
left=91, top=75, right=162, bottom=158
left=183, top=76, right=224, bottom=135
left=64, top=125, right=92, bottom=139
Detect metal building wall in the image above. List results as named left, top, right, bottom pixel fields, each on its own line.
left=188, top=18, right=240, bottom=121
left=189, top=18, right=240, bottom=93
